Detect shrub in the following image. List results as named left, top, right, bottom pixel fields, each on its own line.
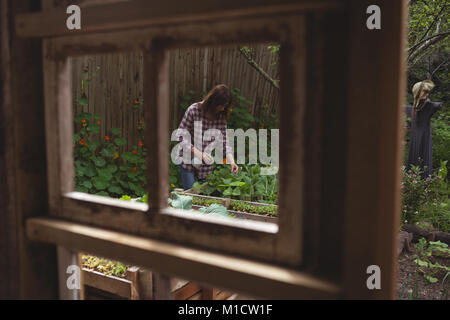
left=401, top=162, right=449, bottom=232
left=73, top=112, right=147, bottom=198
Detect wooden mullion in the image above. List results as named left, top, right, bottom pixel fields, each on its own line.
left=144, top=44, right=169, bottom=212
left=275, top=15, right=306, bottom=266
left=43, top=39, right=73, bottom=216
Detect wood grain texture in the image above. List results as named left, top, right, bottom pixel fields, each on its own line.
left=1, top=0, right=59, bottom=300
left=26, top=217, right=340, bottom=299
left=341, top=0, right=407, bottom=299
left=16, top=0, right=343, bottom=37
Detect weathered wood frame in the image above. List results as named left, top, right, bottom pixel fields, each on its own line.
left=43, top=14, right=307, bottom=267
left=4, top=0, right=408, bottom=299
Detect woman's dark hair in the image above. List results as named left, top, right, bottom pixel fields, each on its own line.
left=200, top=84, right=232, bottom=121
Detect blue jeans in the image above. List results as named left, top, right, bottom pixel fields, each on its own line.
left=179, top=165, right=195, bottom=190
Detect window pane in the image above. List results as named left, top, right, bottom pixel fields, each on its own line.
left=167, top=44, right=280, bottom=226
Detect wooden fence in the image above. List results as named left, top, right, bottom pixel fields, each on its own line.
left=72, top=44, right=280, bottom=149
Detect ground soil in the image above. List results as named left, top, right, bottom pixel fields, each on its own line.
left=397, top=246, right=449, bottom=300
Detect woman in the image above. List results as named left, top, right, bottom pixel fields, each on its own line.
left=177, top=84, right=238, bottom=190
left=407, top=80, right=443, bottom=177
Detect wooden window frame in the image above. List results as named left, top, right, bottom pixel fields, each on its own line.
left=8, top=0, right=407, bottom=299
left=42, top=12, right=310, bottom=266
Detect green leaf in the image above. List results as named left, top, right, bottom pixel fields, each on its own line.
left=97, top=168, right=113, bottom=181
left=95, top=191, right=109, bottom=197
left=84, top=165, right=97, bottom=177
left=88, top=141, right=100, bottom=152
left=114, top=138, right=127, bottom=147
left=73, top=133, right=81, bottom=143
left=414, top=258, right=428, bottom=267
left=229, top=181, right=246, bottom=187
left=108, top=185, right=123, bottom=194
left=92, top=177, right=109, bottom=190
left=82, top=181, right=92, bottom=189
left=105, top=164, right=118, bottom=173
left=75, top=186, right=89, bottom=193
left=168, top=193, right=192, bottom=210
left=198, top=204, right=231, bottom=217
left=76, top=97, right=88, bottom=106
left=100, top=148, right=115, bottom=158
left=94, top=157, right=106, bottom=167
left=111, top=128, right=121, bottom=136
left=223, top=187, right=232, bottom=196
left=232, top=188, right=241, bottom=196
left=169, top=176, right=178, bottom=184
left=424, top=274, right=438, bottom=284
left=88, top=124, right=100, bottom=134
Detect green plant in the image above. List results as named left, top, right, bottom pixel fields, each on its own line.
left=74, top=112, right=147, bottom=198
left=81, top=254, right=128, bottom=278
left=191, top=197, right=223, bottom=207
left=413, top=238, right=450, bottom=284
left=228, top=88, right=256, bottom=130
left=401, top=162, right=449, bottom=232
left=192, top=164, right=278, bottom=204
left=230, top=201, right=277, bottom=216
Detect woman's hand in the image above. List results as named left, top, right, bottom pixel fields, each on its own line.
left=202, top=152, right=214, bottom=164
left=230, top=163, right=239, bottom=173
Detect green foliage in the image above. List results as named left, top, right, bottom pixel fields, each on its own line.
left=401, top=163, right=449, bottom=232
left=168, top=193, right=193, bottom=210
left=82, top=254, right=128, bottom=278
left=230, top=201, right=277, bottom=216
left=74, top=112, right=147, bottom=198
left=191, top=197, right=223, bottom=207
left=413, top=238, right=450, bottom=284
left=192, top=164, right=278, bottom=204
left=169, top=140, right=184, bottom=191
left=407, top=0, right=449, bottom=107
left=431, top=109, right=450, bottom=175
left=228, top=88, right=256, bottom=130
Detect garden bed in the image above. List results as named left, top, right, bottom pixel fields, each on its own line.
left=173, top=189, right=278, bottom=223
left=81, top=254, right=234, bottom=300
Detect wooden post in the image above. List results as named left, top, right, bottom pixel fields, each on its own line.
left=57, top=246, right=82, bottom=300
left=152, top=273, right=172, bottom=300
left=0, top=0, right=59, bottom=299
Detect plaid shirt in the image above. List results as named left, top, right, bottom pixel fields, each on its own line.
left=177, top=102, right=232, bottom=179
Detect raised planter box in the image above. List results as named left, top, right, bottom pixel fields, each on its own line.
left=173, top=189, right=278, bottom=223
left=82, top=266, right=140, bottom=300
left=82, top=265, right=233, bottom=300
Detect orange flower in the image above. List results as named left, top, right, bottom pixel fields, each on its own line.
left=139, top=120, right=143, bottom=125
left=113, top=153, right=119, bottom=159
left=132, top=167, right=136, bottom=173
left=97, top=120, right=101, bottom=125
left=134, top=99, right=140, bottom=105
left=82, top=123, right=86, bottom=127
left=105, top=136, right=110, bottom=141
left=81, top=119, right=86, bottom=123
left=132, top=150, right=137, bottom=154
left=139, top=141, right=144, bottom=147
left=222, top=158, right=227, bottom=164
left=79, top=139, right=85, bottom=145
left=141, top=183, right=145, bottom=187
